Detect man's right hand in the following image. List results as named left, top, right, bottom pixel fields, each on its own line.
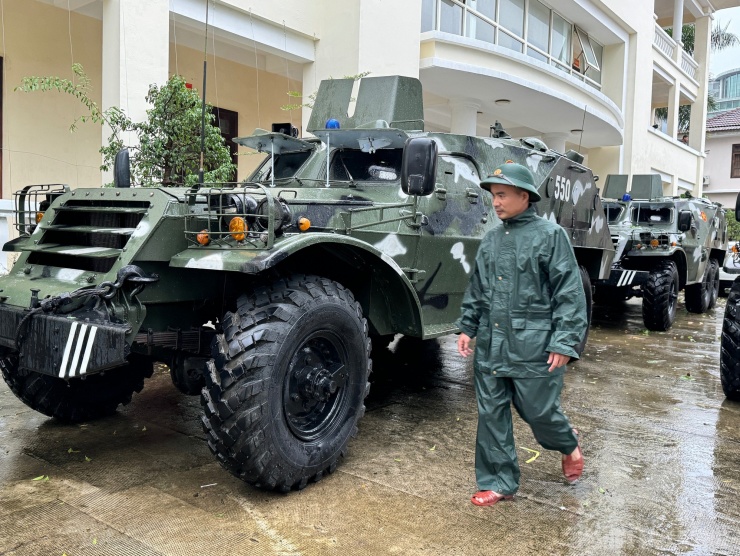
left=458, top=333, right=473, bottom=358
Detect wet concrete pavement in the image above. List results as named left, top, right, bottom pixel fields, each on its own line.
left=1, top=296, right=739, bottom=556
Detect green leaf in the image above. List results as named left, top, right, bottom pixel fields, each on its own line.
left=429, top=445, right=436, bottom=451
left=598, top=487, right=606, bottom=494
left=85, top=456, right=92, bottom=462
left=67, top=448, right=80, bottom=453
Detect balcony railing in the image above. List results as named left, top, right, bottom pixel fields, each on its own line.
left=681, top=50, right=698, bottom=80
left=653, top=24, right=676, bottom=59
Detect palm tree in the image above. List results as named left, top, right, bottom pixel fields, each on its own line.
left=655, top=21, right=739, bottom=133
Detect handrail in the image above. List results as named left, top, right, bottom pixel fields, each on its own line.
left=653, top=24, right=676, bottom=59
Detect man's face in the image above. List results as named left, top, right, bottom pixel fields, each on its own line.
left=490, top=183, right=530, bottom=220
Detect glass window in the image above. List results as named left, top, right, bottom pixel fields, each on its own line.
left=440, top=0, right=463, bottom=35
left=421, top=0, right=436, bottom=31
left=603, top=202, right=624, bottom=224
left=527, top=47, right=547, bottom=62
left=251, top=151, right=312, bottom=182
left=732, top=144, right=740, bottom=179
left=467, top=0, right=496, bottom=20
left=631, top=206, right=673, bottom=224
left=498, top=30, right=523, bottom=53
left=575, top=27, right=600, bottom=71
left=330, top=149, right=403, bottom=183
left=499, top=0, right=524, bottom=38
left=585, top=39, right=603, bottom=84
left=551, top=13, right=571, bottom=65
left=466, top=12, right=495, bottom=44
left=527, top=0, right=550, bottom=53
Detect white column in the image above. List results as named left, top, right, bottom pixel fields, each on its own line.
left=690, top=14, right=711, bottom=196
left=667, top=82, right=680, bottom=141
left=542, top=133, right=569, bottom=153
left=102, top=0, right=169, bottom=181
left=449, top=100, right=480, bottom=136
left=672, top=0, right=684, bottom=64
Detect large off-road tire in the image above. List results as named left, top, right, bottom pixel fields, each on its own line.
left=575, top=265, right=592, bottom=357
left=685, top=261, right=713, bottom=313
left=708, top=259, right=720, bottom=309
left=169, top=354, right=206, bottom=395
left=720, top=278, right=740, bottom=400
left=642, top=261, right=679, bottom=331
left=201, top=275, right=371, bottom=492
left=0, top=352, right=153, bottom=423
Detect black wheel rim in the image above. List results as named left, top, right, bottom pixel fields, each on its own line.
left=668, top=278, right=678, bottom=316
left=283, top=331, right=349, bottom=442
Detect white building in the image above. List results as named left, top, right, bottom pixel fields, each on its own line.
left=1, top=0, right=738, bottom=205
left=704, top=106, right=740, bottom=208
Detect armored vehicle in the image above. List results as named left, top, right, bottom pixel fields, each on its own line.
left=0, top=76, right=613, bottom=491
left=720, top=194, right=740, bottom=400
left=595, top=174, right=727, bottom=331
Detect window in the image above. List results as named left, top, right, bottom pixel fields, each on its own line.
left=440, top=0, right=463, bottom=34
left=466, top=11, right=495, bottom=43
left=250, top=151, right=311, bottom=182
left=421, top=0, right=436, bottom=31
left=574, top=27, right=600, bottom=71
left=467, top=0, right=496, bottom=20
left=732, top=144, right=740, bottom=179
left=551, top=13, right=571, bottom=66
left=603, top=202, right=624, bottom=224
left=330, top=149, right=403, bottom=183
left=499, top=0, right=524, bottom=38
left=631, top=206, right=672, bottom=225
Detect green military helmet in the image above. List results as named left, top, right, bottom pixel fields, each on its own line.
left=480, top=162, right=541, bottom=202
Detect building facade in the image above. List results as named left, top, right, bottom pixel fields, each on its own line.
left=0, top=0, right=738, bottom=232
left=709, top=67, right=740, bottom=116
left=703, top=106, right=740, bottom=209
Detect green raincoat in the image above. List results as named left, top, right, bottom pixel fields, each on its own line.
left=457, top=205, right=588, bottom=376
left=457, top=205, right=588, bottom=495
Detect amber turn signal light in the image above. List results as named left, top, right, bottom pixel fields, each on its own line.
left=229, top=217, right=247, bottom=241
left=650, top=239, right=659, bottom=248
left=298, top=217, right=311, bottom=232
left=196, top=229, right=210, bottom=245
left=35, top=212, right=44, bottom=224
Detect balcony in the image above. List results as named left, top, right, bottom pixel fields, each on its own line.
left=653, top=22, right=699, bottom=86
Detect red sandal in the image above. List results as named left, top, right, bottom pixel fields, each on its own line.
left=562, top=430, right=584, bottom=484
left=471, top=490, right=514, bottom=507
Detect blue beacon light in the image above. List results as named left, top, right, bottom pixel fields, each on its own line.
left=621, top=193, right=631, bottom=202
left=325, top=118, right=341, bottom=129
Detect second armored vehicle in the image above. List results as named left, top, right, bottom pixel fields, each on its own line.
left=595, top=174, right=727, bottom=331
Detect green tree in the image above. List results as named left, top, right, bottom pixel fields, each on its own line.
left=17, top=64, right=235, bottom=186
left=727, top=210, right=740, bottom=241
left=656, top=21, right=739, bottom=132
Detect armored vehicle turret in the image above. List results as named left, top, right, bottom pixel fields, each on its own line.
left=0, top=76, right=613, bottom=491
left=595, top=174, right=727, bottom=331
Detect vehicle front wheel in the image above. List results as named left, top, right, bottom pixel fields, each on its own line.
left=708, top=259, right=720, bottom=309
left=0, top=352, right=153, bottom=423
left=720, top=278, right=740, bottom=400
left=642, top=261, right=679, bottom=331
left=201, top=275, right=371, bottom=491
left=685, top=261, right=713, bottom=313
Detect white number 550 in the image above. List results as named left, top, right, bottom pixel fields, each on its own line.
left=554, top=175, right=571, bottom=202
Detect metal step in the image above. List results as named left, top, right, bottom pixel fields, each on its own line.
left=21, top=244, right=122, bottom=258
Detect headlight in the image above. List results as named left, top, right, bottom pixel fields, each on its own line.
left=256, top=198, right=292, bottom=233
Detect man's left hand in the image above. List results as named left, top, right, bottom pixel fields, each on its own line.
left=547, top=352, right=570, bottom=372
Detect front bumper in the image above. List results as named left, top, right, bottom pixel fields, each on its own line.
left=0, top=305, right=130, bottom=379
left=600, top=265, right=648, bottom=288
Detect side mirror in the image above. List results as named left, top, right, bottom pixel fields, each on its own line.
left=114, top=148, right=131, bottom=188
left=401, top=137, right=437, bottom=196
left=677, top=210, right=692, bottom=232
left=735, top=192, right=740, bottom=222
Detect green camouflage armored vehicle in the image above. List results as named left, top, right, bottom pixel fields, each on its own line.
left=0, top=76, right=613, bottom=491
left=595, top=174, right=727, bottom=331
left=720, top=194, right=740, bottom=400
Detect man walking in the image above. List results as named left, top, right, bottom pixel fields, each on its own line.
left=457, top=162, right=587, bottom=507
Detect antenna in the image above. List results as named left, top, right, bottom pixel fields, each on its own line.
left=577, top=104, right=587, bottom=153
left=197, top=0, right=210, bottom=188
